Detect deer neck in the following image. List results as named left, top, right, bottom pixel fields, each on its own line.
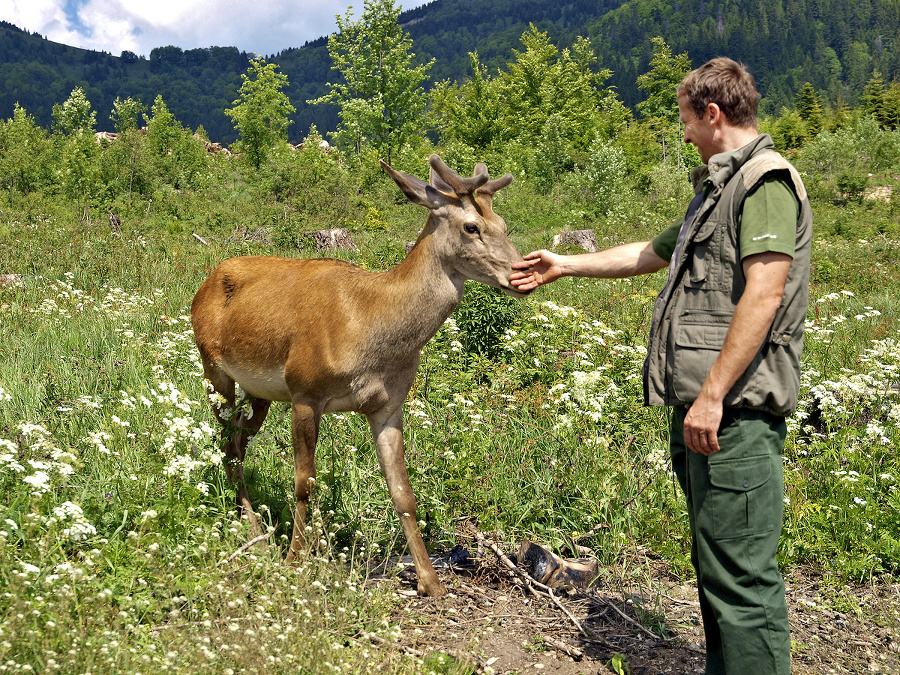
left=374, top=224, right=463, bottom=354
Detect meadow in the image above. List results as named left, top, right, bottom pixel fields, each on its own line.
left=1, top=137, right=900, bottom=673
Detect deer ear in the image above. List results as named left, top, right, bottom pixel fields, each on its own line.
left=428, top=168, right=457, bottom=197
left=381, top=160, right=448, bottom=209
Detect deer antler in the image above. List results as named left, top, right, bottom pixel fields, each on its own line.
left=429, top=154, right=489, bottom=196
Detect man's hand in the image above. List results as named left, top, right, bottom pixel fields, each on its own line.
left=510, top=250, right=565, bottom=291
left=683, top=396, right=723, bottom=455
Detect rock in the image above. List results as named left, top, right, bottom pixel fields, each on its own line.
left=552, top=229, right=599, bottom=253
left=298, top=228, right=358, bottom=251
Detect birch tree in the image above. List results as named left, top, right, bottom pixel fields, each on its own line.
left=310, top=0, right=433, bottom=164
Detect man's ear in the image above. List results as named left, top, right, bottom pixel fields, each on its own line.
left=706, top=102, right=724, bottom=125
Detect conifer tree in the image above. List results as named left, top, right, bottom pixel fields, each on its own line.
left=862, top=71, right=887, bottom=126
left=795, top=82, right=824, bottom=136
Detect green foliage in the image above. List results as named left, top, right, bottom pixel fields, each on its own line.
left=635, top=37, right=691, bottom=126
left=225, top=58, right=296, bottom=168
left=428, top=51, right=504, bottom=150
left=862, top=71, right=887, bottom=125
left=51, top=90, right=101, bottom=218
left=310, top=0, right=433, bottom=164
left=51, top=87, right=97, bottom=136
left=769, top=107, right=808, bottom=151
left=0, top=104, right=50, bottom=202
left=453, top=282, right=522, bottom=359
left=110, top=96, right=145, bottom=134
left=499, top=26, right=613, bottom=152
left=256, top=128, right=363, bottom=234
left=836, top=171, right=868, bottom=204
left=796, top=82, right=825, bottom=137
left=566, top=134, right=629, bottom=217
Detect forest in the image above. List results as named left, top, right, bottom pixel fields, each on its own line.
left=2, top=0, right=900, bottom=143
left=1, top=1, right=900, bottom=672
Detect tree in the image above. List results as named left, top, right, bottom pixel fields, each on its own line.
left=635, top=37, right=691, bottom=165
left=499, top=28, right=613, bottom=151
left=795, top=82, right=824, bottom=136
left=110, top=96, right=145, bottom=133
left=429, top=52, right=504, bottom=150
left=882, top=81, right=900, bottom=130
left=51, top=88, right=100, bottom=220
left=862, top=71, right=886, bottom=126
left=309, top=0, right=433, bottom=164
left=636, top=37, right=691, bottom=125
left=0, top=104, right=49, bottom=204
left=225, top=58, right=296, bottom=168
left=51, top=87, right=97, bottom=136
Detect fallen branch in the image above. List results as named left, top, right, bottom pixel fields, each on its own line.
left=192, top=232, right=209, bottom=246
left=216, top=530, right=275, bottom=567
left=466, top=524, right=591, bottom=637
left=543, top=635, right=584, bottom=660
left=466, top=524, right=667, bottom=647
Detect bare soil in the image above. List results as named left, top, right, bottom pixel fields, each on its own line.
left=380, top=539, right=900, bottom=674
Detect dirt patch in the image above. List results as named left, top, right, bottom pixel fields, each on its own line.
left=378, top=543, right=900, bottom=674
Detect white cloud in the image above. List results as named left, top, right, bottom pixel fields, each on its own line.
left=1, top=0, right=428, bottom=57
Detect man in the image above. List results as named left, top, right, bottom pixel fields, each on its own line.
left=510, top=57, right=811, bottom=675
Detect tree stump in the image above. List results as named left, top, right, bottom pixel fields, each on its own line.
left=552, top=229, right=599, bottom=253
left=299, top=228, right=358, bottom=251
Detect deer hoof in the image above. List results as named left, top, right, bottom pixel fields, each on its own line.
left=417, top=578, right=447, bottom=597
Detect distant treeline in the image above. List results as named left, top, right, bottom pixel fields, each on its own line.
left=1, top=0, right=899, bottom=143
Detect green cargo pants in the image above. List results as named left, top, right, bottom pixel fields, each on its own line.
left=670, top=406, right=791, bottom=675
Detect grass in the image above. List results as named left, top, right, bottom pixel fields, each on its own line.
left=0, top=156, right=899, bottom=672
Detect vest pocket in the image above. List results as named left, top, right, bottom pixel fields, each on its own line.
left=685, top=219, right=722, bottom=287
left=671, top=320, right=729, bottom=402
left=707, top=455, right=774, bottom=540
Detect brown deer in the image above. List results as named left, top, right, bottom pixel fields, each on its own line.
left=191, top=155, right=528, bottom=596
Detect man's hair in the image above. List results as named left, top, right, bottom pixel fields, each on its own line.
left=677, top=58, right=760, bottom=128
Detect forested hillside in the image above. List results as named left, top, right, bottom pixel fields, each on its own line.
left=1, top=0, right=900, bottom=143
left=588, top=0, right=900, bottom=115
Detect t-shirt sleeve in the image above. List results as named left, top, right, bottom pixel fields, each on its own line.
left=739, top=176, right=800, bottom=259
left=651, top=219, right=683, bottom=263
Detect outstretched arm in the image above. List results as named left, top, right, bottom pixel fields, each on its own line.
left=510, top=241, right=668, bottom=292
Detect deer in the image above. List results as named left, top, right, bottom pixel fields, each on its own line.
left=191, top=155, right=528, bottom=597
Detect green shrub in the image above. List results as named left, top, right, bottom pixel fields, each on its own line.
left=453, top=281, right=522, bottom=359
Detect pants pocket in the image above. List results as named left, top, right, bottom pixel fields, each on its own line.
left=707, top=455, right=775, bottom=540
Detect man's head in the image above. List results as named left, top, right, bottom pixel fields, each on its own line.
left=677, top=58, right=760, bottom=129
left=677, top=58, right=761, bottom=163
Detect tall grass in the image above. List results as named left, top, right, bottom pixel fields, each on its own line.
left=1, top=159, right=899, bottom=672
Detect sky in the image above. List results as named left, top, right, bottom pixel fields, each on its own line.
left=0, top=0, right=429, bottom=58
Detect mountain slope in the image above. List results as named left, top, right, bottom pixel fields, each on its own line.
left=1, top=0, right=898, bottom=143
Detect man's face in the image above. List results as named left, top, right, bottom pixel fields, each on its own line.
left=678, top=94, right=716, bottom=164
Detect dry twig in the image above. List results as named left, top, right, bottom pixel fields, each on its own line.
left=216, top=530, right=275, bottom=567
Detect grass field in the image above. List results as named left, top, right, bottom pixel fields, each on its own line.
left=1, top=155, right=899, bottom=673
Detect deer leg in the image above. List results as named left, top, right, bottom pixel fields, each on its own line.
left=368, top=407, right=446, bottom=597
left=203, top=368, right=271, bottom=534
left=225, top=396, right=271, bottom=535
left=285, top=400, right=320, bottom=564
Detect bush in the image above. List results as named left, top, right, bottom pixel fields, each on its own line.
left=453, top=281, right=522, bottom=358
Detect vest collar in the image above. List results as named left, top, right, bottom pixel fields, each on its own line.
left=689, top=134, right=775, bottom=193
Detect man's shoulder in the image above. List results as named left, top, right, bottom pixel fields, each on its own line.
left=740, top=150, right=807, bottom=202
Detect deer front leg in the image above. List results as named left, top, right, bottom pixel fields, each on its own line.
left=369, top=407, right=446, bottom=597
left=285, top=400, right=320, bottom=564
left=204, top=370, right=271, bottom=535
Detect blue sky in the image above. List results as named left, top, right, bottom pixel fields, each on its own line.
left=0, top=0, right=429, bottom=57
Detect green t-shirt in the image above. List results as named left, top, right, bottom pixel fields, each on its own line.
left=652, top=176, right=800, bottom=263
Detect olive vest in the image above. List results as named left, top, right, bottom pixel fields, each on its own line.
left=643, top=134, right=812, bottom=416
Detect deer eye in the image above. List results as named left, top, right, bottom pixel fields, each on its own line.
left=464, top=223, right=479, bottom=235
